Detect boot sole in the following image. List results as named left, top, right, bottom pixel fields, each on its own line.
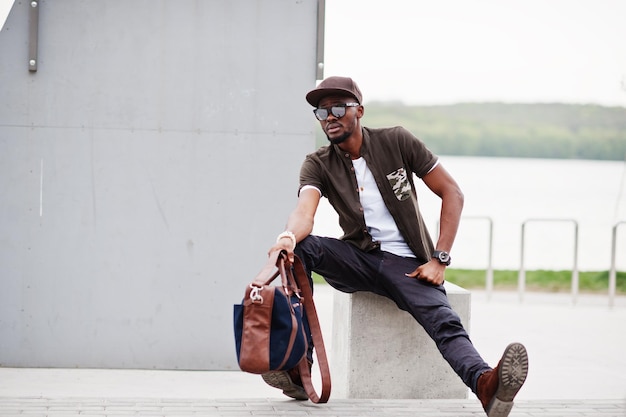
left=262, top=371, right=309, bottom=401
left=487, top=342, right=529, bottom=417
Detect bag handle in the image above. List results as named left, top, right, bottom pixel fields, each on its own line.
left=252, top=250, right=299, bottom=295
left=251, top=250, right=281, bottom=287
left=281, top=252, right=332, bottom=404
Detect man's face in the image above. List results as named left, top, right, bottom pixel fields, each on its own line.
left=316, top=95, right=362, bottom=145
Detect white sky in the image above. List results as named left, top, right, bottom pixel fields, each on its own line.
left=324, top=0, right=626, bottom=106
left=2, top=0, right=626, bottom=107
left=0, top=0, right=9, bottom=27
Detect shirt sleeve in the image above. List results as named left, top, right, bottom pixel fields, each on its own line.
left=298, top=155, right=326, bottom=197
left=397, top=127, right=439, bottom=178
left=425, top=159, right=440, bottom=175
left=298, top=184, right=322, bottom=197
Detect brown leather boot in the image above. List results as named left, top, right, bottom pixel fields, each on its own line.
left=261, top=370, right=308, bottom=400
left=477, top=342, right=529, bottom=417
left=261, top=360, right=312, bottom=401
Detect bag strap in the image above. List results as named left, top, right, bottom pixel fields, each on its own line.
left=282, top=252, right=332, bottom=404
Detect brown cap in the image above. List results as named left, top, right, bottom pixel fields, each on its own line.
left=305, top=76, right=363, bottom=107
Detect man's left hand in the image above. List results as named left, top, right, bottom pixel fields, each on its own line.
left=405, top=259, right=446, bottom=286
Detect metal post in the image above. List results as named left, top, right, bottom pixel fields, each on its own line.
left=572, top=222, right=579, bottom=305
left=519, top=218, right=579, bottom=304
left=463, top=216, right=494, bottom=300
left=28, top=0, right=40, bottom=72
left=609, top=221, right=626, bottom=308
left=315, top=0, right=325, bottom=80
left=485, top=217, right=494, bottom=301
left=517, top=220, right=528, bottom=302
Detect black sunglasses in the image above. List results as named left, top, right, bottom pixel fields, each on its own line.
left=313, top=103, right=360, bottom=121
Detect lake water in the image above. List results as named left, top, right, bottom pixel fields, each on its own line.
left=311, top=156, right=626, bottom=271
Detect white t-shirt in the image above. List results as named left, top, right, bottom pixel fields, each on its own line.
left=352, top=157, right=415, bottom=257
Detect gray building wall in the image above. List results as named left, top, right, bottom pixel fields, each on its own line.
left=0, top=0, right=322, bottom=370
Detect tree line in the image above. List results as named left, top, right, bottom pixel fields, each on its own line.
left=316, top=102, right=626, bottom=161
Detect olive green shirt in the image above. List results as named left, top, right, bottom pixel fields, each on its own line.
left=299, top=126, right=438, bottom=263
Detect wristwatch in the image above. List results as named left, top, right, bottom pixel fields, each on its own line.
left=432, top=250, right=451, bottom=266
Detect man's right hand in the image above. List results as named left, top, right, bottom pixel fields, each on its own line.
left=268, top=239, right=295, bottom=262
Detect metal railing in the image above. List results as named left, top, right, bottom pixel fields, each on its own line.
left=518, top=218, right=579, bottom=304
left=438, top=215, right=623, bottom=306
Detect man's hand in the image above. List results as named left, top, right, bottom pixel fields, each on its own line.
left=268, top=239, right=295, bottom=262
left=405, top=259, right=446, bottom=286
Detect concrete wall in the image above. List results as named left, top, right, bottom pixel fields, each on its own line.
left=0, top=0, right=321, bottom=370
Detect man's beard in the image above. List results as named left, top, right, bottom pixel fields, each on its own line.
left=326, top=131, right=350, bottom=145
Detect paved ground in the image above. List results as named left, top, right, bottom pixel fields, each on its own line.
left=0, top=397, right=624, bottom=416
left=1, top=288, right=625, bottom=416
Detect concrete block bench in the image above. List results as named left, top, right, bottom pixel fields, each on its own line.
left=330, top=281, right=471, bottom=399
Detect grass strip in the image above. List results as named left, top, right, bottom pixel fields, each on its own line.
left=313, top=269, right=626, bottom=294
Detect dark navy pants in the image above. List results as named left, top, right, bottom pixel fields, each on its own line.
left=295, top=235, right=491, bottom=393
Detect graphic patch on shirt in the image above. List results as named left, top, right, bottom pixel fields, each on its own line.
left=387, top=167, right=411, bottom=201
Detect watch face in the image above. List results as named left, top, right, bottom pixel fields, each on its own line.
left=434, top=251, right=451, bottom=265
